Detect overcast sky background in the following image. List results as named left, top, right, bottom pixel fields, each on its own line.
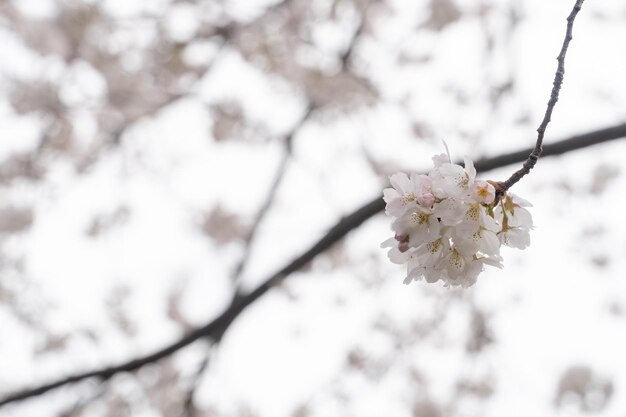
left=1, top=0, right=626, bottom=416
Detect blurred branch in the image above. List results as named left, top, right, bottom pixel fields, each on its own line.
left=340, top=9, right=367, bottom=67
left=179, top=342, right=217, bottom=417
left=501, top=0, right=585, bottom=192
left=57, top=384, right=106, bottom=417
left=231, top=105, right=315, bottom=286
left=1, top=122, right=626, bottom=407
left=180, top=353, right=211, bottom=417
left=98, top=0, right=297, bottom=148
left=19, top=0, right=299, bottom=168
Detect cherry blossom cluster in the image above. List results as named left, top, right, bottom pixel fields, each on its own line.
left=381, top=153, right=533, bottom=287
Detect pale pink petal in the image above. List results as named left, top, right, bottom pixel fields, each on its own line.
left=464, top=156, right=476, bottom=182
left=390, top=173, right=413, bottom=194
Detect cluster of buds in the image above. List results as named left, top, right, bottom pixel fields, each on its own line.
left=381, top=153, right=533, bottom=287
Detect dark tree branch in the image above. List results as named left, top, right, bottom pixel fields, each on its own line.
left=501, top=0, right=585, bottom=192
left=1, top=121, right=625, bottom=408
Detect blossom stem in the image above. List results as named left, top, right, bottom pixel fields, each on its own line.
left=501, top=0, right=585, bottom=192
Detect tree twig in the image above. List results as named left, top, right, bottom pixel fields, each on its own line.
left=179, top=342, right=216, bottom=417
left=340, top=5, right=368, bottom=68
left=231, top=105, right=315, bottom=286
left=1, top=121, right=625, bottom=408
left=180, top=354, right=210, bottom=417
left=501, top=0, right=585, bottom=192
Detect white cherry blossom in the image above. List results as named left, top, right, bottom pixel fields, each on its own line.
left=495, top=193, right=534, bottom=249
left=437, top=248, right=483, bottom=288
left=471, top=180, right=496, bottom=204
left=499, top=228, right=531, bottom=249
left=455, top=228, right=501, bottom=258
left=410, top=238, right=447, bottom=268
left=432, top=197, right=466, bottom=226
left=392, top=207, right=441, bottom=247
left=380, top=236, right=411, bottom=264
left=383, top=173, right=434, bottom=217
left=430, top=157, right=476, bottom=198
left=381, top=153, right=534, bottom=287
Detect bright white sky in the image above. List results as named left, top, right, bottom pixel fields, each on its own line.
left=1, top=0, right=626, bottom=416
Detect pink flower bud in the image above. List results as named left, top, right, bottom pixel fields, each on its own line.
left=417, top=192, right=435, bottom=208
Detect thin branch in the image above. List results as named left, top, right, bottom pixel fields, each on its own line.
left=179, top=342, right=216, bottom=417
left=501, top=0, right=585, bottom=192
left=231, top=106, right=315, bottom=285
left=57, top=384, right=106, bottom=417
left=1, top=122, right=625, bottom=408
left=340, top=7, right=367, bottom=68
left=81, top=0, right=299, bottom=156
left=180, top=354, right=210, bottom=417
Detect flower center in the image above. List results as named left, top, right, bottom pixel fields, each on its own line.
left=410, top=212, right=429, bottom=225
left=427, top=239, right=442, bottom=254
left=479, top=188, right=489, bottom=198
left=456, top=173, right=469, bottom=188
left=449, top=249, right=464, bottom=270
left=465, top=204, right=480, bottom=222
left=403, top=193, right=417, bottom=204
